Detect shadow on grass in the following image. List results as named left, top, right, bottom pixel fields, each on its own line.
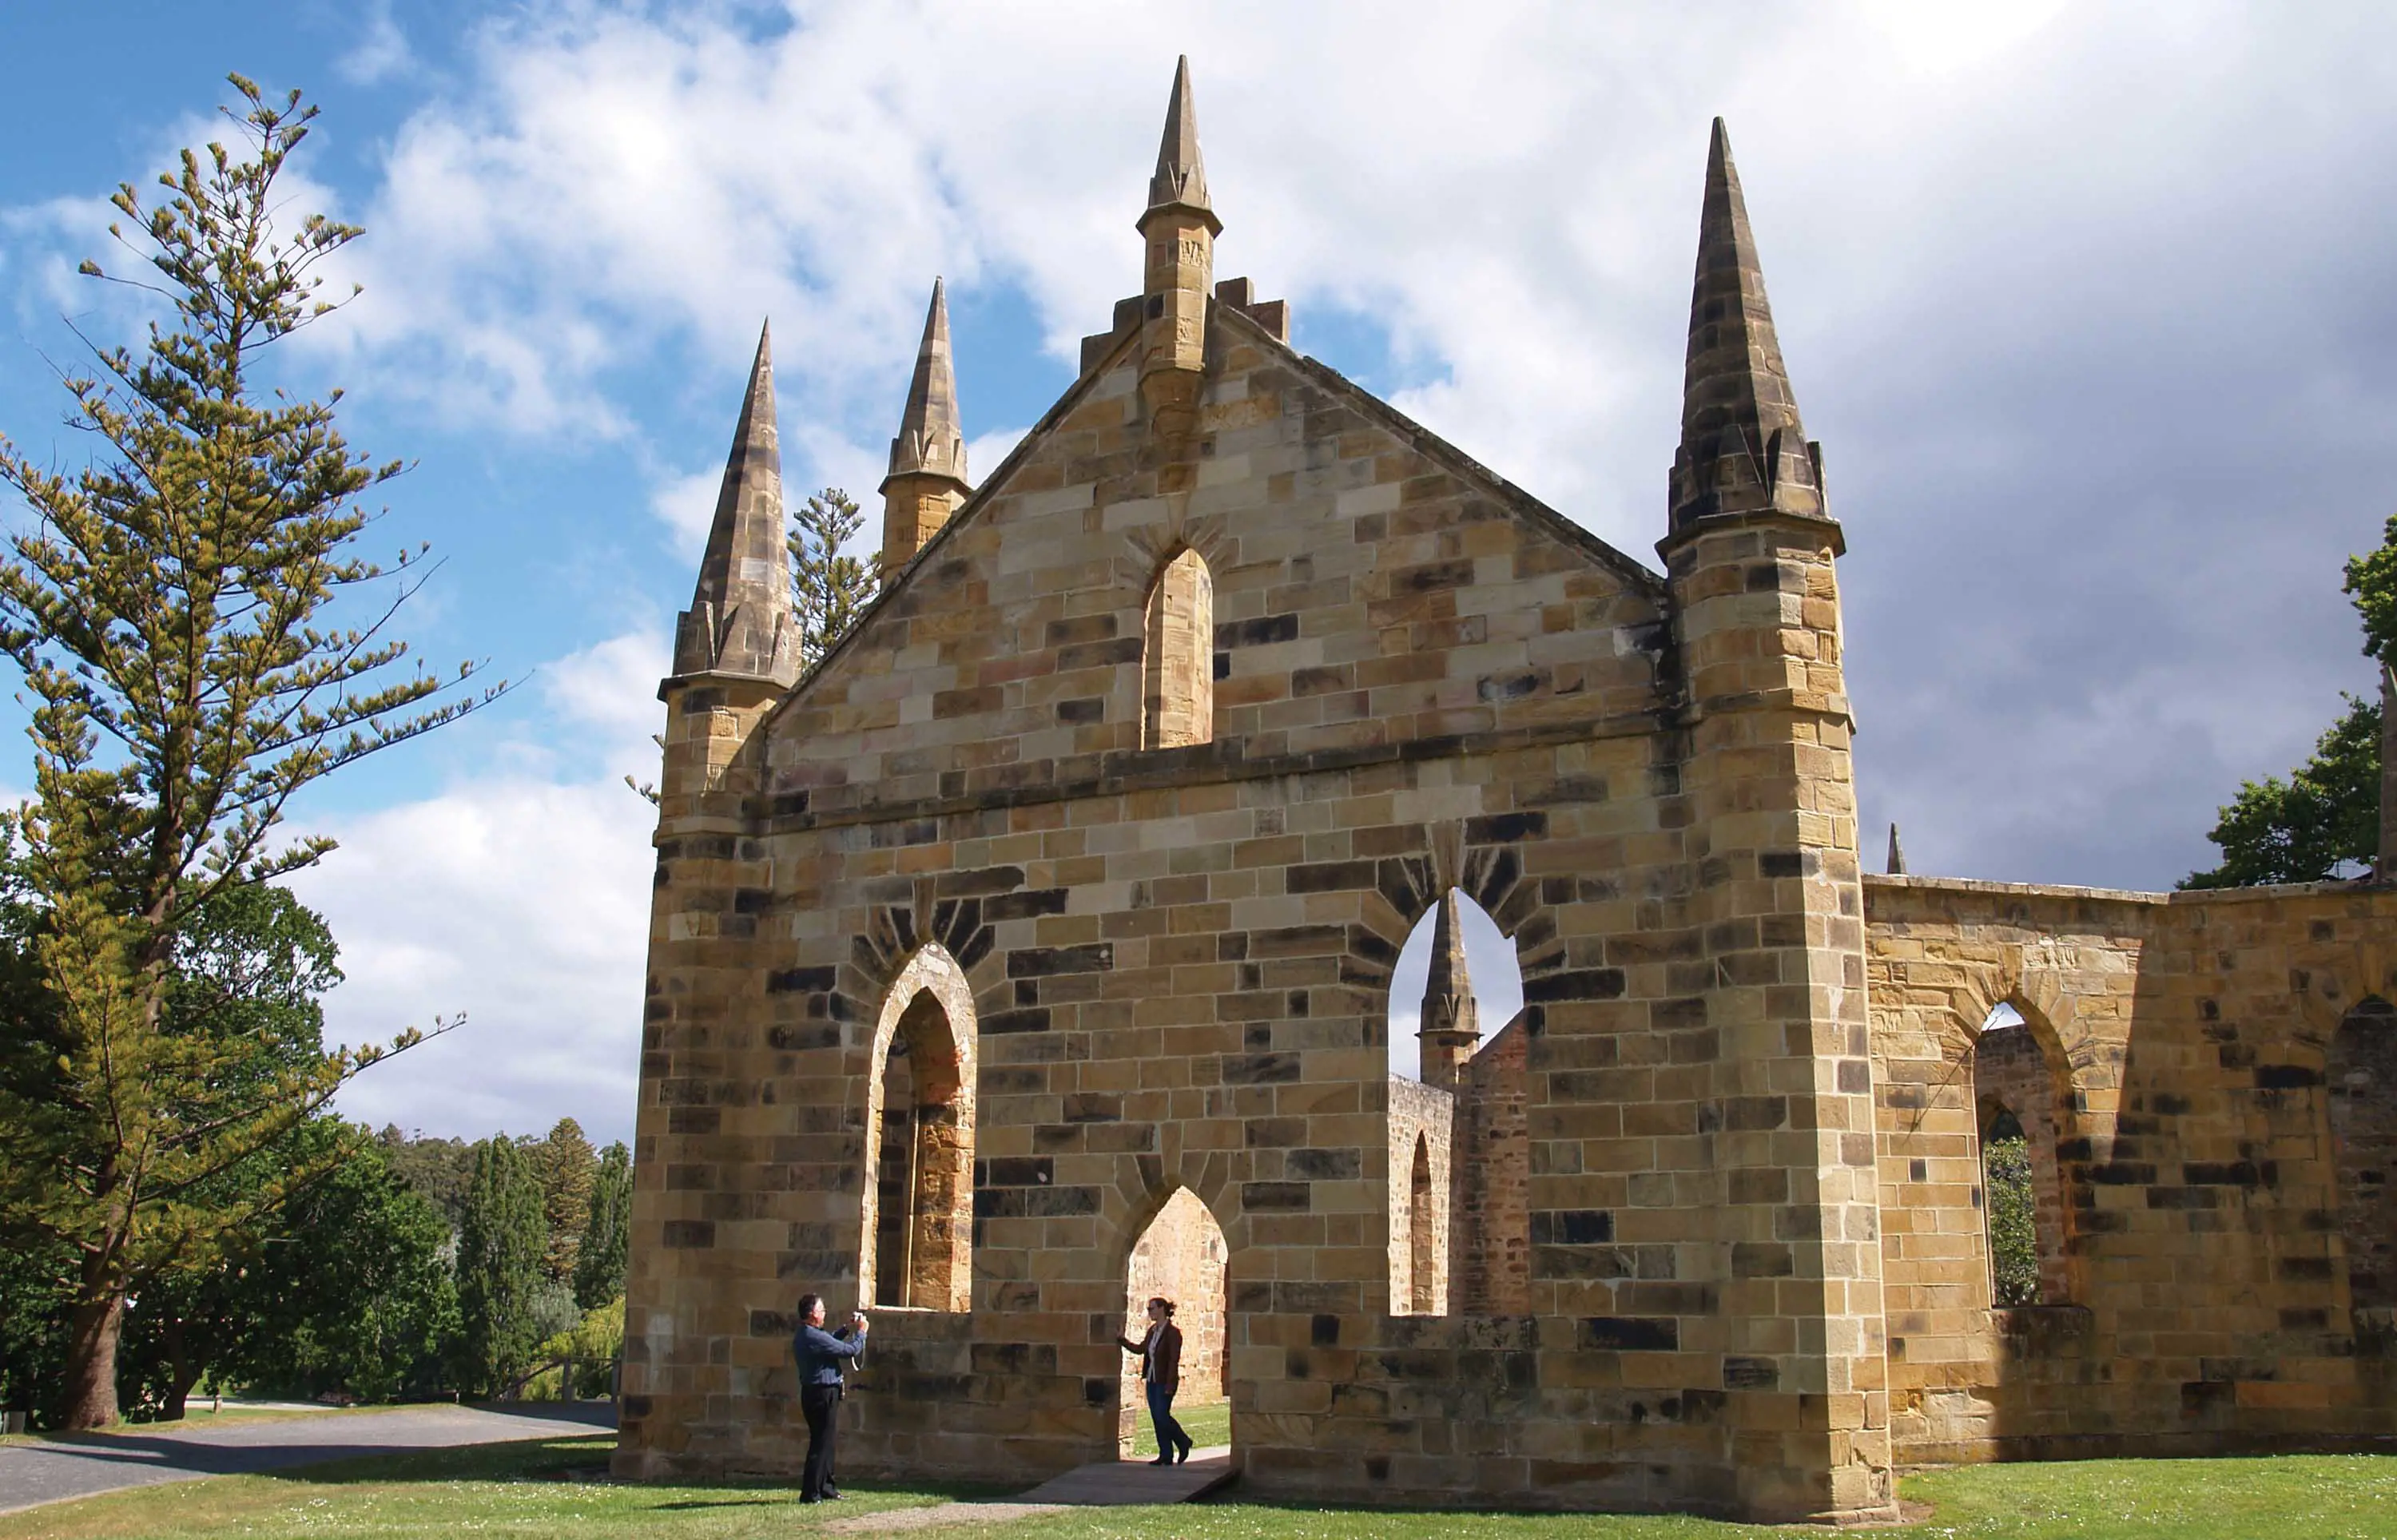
left=252, top=1436, right=1020, bottom=1509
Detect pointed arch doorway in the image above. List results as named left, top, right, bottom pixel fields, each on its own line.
left=1116, top=1188, right=1229, bottom=1460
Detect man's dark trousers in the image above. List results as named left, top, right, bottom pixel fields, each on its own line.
left=801, top=1383, right=841, bottom=1499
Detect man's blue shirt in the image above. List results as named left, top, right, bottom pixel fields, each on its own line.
left=793, top=1322, right=865, bottom=1387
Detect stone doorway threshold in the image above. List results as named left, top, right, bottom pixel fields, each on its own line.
left=823, top=1446, right=1234, bottom=1534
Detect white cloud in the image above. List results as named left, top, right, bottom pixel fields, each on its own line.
left=303, top=628, right=668, bottom=1142
left=338, top=1, right=415, bottom=86
left=648, top=466, right=720, bottom=560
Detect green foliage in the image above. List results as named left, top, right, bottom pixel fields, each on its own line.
left=522, top=1296, right=624, bottom=1400
left=2343, top=510, right=2397, bottom=667
left=2182, top=694, right=2381, bottom=888
left=376, top=1125, right=475, bottom=1233
left=571, top=1141, right=633, bottom=1312
left=526, top=1117, right=596, bottom=1284
left=1982, top=1130, right=2039, bottom=1308
left=221, top=1131, right=459, bottom=1404
left=0, top=1233, right=76, bottom=1427
left=0, top=76, right=496, bottom=1426
left=455, top=1134, right=547, bottom=1397
left=789, top=488, right=877, bottom=669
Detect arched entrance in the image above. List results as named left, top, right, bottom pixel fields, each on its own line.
left=1117, top=1188, right=1228, bottom=1459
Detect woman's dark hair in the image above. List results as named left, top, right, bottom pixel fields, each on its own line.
left=1149, top=1296, right=1176, bottom=1316
left=797, top=1292, right=823, bottom=1323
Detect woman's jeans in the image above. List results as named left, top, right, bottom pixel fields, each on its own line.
left=1145, top=1379, right=1190, bottom=1455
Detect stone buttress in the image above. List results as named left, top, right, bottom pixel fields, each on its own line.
left=1652, top=121, right=1894, bottom=1522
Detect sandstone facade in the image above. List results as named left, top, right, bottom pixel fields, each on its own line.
left=616, top=59, right=2395, bottom=1524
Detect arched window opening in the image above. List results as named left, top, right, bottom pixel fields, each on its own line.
left=1142, top=548, right=1214, bottom=750
left=1119, top=1188, right=1228, bottom=1461
left=1388, top=887, right=1528, bottom=1316
left=1388, top=888, right=1523, bottom=1084
left=1408, top=1134, right=1437, bottom=1315
left=2328, top=997, right=2397, bottom=1312
left=1973, top=1003, right=2069, bottom=1307
left=862, top=949, right=976, bottom=1312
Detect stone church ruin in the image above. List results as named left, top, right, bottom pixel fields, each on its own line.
left=617, top=59, right=2397, bottom=1523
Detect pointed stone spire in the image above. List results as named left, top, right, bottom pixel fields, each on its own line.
left=2379, top=665, right=2397, bottom=878
left=1138, top=58, right=1219, bottom=447
left=1417, top=889, right=1482, bottom=1090
left=879, top=279, right=970, bottom=582
left=1145, top=54, right=1220, bottom=234
left=672, top=322, right=799, bottom=684
left=1669, top=118, right=1825, bottom=531
left=1886, top=823, right=1907, bottom=876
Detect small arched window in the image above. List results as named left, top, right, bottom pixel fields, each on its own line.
left=1408, top=1133, right=1438, bottom=1315
left=1974, top=1003, right=2069, bottom=1307
left=1142, top=548, right=1213, bottom=750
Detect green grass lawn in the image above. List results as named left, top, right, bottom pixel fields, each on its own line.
left=1129, top=1397, right=1231, bottom=1457
left=2, top=1435, right=2394, bottom=1540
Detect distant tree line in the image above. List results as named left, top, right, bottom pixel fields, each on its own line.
left=0, top=827, right=630, bottom=1427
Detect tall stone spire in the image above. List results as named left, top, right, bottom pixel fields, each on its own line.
left=1668, top=118, right=1825, bottom=532
left=1417, top=889, right=1482, bottom=1090
left=1146, top=55, right=1219, bottom=232
left=1137, top=56, right=1219, bottom=445
left=672, top=321, right=799, bottom=685
left=879, top=278, right=970, bottom=583
left=1886, top=823, right=1907, bottom=876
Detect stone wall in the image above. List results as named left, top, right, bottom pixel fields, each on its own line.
left=1453, top=1014, right=1530, bottom=1314
left=1866, top=874, right=2397, bottom=1462
left=1387, top=1075, right=1453, bottom=1315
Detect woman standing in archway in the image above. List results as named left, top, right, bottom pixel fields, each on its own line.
left=1116, top=1297, right=1192, bottom=1465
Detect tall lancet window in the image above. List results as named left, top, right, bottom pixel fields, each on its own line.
left=1142, top=548, right=1214, bottom=749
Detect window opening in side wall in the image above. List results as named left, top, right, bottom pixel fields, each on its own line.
left=1973, top=1002, right=2070, bottom=1307
left=2329, top=996, right=2397, bottom=1312
left=1387, top=887, right=1528, bottom=1316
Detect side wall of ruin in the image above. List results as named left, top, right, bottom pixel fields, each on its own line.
left=1387, top=1074, right=1453, bottom=1316
left=1865, top=874, right=2397, bottom=1462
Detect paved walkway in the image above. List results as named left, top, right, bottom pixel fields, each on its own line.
left=0, top=1402, right=615, bottom=1517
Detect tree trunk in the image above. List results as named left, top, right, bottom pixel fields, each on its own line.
left=161, top=1320, right=197, bottom=1421
left=62, top=1291, right=125, bottom=1429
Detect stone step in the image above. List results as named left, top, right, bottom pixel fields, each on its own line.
left=1014, top=1445, right=1235, bottom=1505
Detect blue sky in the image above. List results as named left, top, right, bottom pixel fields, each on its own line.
left=3, top=2, right=2395, bottom=1141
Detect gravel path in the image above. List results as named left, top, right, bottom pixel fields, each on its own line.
left=0, top=1402, right=614, bottom=1517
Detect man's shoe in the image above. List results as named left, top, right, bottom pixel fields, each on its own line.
left=1149, top=1455, right=1173, bottom=1467
left=821, top=1490, right=845, bottom=1500
left=1178, top=1444, right=1193, bottom=1464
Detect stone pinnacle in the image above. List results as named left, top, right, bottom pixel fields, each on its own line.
left=1144, top=55, right=1222, bottom=234
left=672, top=320, right=798, bottom=683
left=1670, top=117, right=1822, bottom=529
left=883, top=277, right=968, bottom=493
